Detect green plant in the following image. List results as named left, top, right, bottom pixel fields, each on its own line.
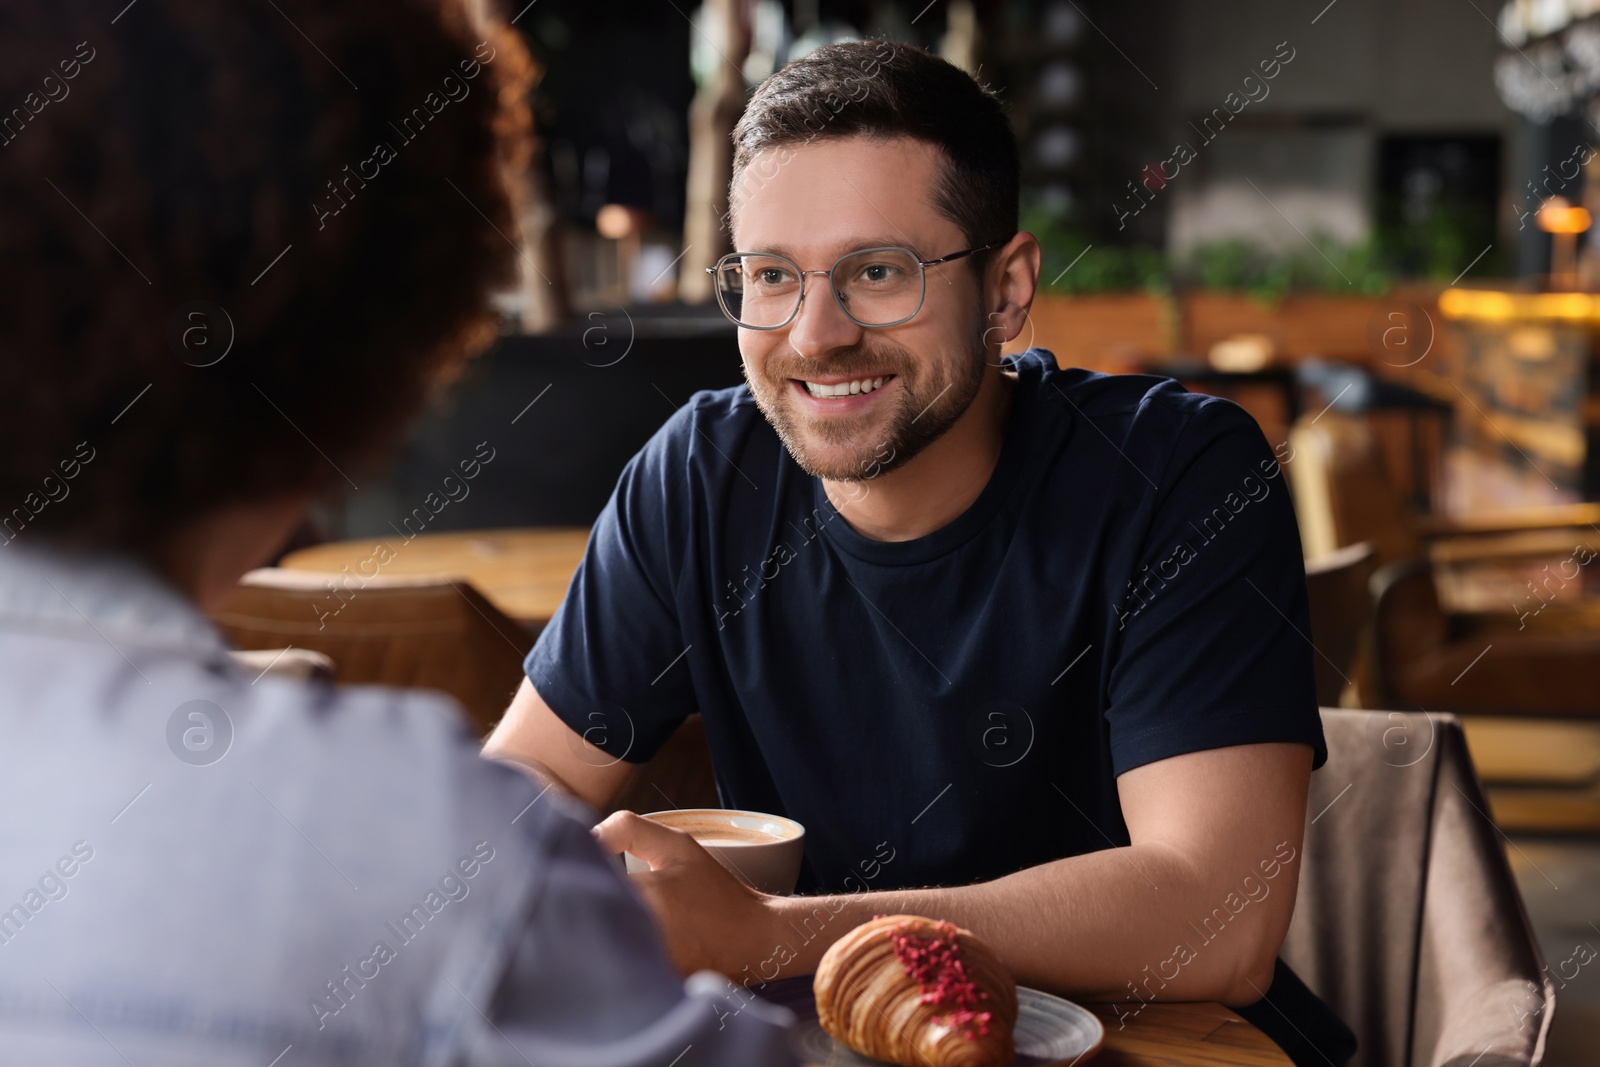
left=1021, top=206, right=1169, bottom=295
left=1176, top=235, right=1390, bottom=301
left=1020, top=204, right=1393, bottom=299
left=1372, top=198, right=1502, bottom=284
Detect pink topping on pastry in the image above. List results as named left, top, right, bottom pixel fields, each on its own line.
left=887, top=919, right=994, bottom=1040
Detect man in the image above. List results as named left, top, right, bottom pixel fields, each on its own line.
left=487, top=41, right=1355, bottom=1065
left=0, top=2, right=793, bottom=1064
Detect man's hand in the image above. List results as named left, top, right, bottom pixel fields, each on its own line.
left=593, top=810, right=784, bottom=978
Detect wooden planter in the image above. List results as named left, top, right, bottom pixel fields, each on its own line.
left=1181, top=292, right=1389, bottom=365
left=1004, top=292, right=1174, bottom=372
left=1012, top=291, right=1391, bottom=372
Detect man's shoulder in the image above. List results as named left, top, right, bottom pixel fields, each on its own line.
left=660, top=382, right=767, bottom=445
left=1023, top=349, right=1223, bottom=422
left=1021, top=348, right=1260, bottom=462
left=628, top=382, right=776, bottom=488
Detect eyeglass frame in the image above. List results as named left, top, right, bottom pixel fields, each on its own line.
left=705, top=241, right=1009, bottom=330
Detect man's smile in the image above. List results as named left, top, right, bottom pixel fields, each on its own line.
left=792, top=373, right=897, bottom=408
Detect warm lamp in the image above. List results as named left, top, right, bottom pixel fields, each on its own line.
left=1536, top=196, right=1592, bottom=234
left=1538, top=196, right=1592, bottom=290
left=596, top=203, right=650, bottom=239
left=595, top=204, right=655, bottom=303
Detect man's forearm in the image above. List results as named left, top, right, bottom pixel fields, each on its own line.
left=759, top=841, right=1296, bottom=1007
left=482, top=679, right=639, bottom=813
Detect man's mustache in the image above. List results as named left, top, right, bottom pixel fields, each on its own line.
left=763, top=344, right=914, bottom=382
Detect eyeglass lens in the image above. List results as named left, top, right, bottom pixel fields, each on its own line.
left=714, top=248, right=924, bottom=328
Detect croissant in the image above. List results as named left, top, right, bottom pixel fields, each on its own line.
left=814, top=914, right=1019, bottom=1067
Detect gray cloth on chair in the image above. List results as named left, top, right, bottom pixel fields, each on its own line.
left=1281, top=709, right=1555, bottom=1067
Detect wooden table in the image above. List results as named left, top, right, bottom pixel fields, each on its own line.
left=1087, top=1001, right=1290, bottom=1065
left=280, top=527, right=589, bottom=630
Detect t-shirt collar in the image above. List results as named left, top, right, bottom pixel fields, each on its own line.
left=812, top=348, right=1052, bottom=566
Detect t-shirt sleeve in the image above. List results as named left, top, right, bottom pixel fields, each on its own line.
left=522, top=406, right=700, bottom=764
left=1104, top=397, right=1327, bottom=775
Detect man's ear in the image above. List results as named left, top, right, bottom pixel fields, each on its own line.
left=981, top=232, right=1041, bottom=361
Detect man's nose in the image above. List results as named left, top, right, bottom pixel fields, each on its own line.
left=786, top=272, right=865, bottom=360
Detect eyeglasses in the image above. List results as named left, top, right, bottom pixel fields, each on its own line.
left=706, top=242, right=1005, bottom=330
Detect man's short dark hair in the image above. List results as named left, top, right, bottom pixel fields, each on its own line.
left=730, top=41, right=1017, bottom=261
left=0, top=0, right=533, bottom=551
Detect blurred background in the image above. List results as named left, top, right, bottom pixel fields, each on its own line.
left=282, top=2, right=1600, bottom=1057
left=337, top=0, right=1600, bottom=535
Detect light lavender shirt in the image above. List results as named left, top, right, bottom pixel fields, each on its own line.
left=0, top=543, right=795, bottom=1066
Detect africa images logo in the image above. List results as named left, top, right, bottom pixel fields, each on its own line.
left=166, top=700, right=233, bottom=767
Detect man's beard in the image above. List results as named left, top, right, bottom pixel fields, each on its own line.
left=744, top=333, right=987, bottom=482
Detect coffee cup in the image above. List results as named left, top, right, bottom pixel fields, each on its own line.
left=624, top=808, right=805, bottom=895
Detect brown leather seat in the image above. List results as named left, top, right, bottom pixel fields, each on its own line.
left=1369, top=560, right=1600, bottom=718
left=1288, top=411, right=1600, bottom=717
left=210, top=568, right=530, bottom=735
left=1282, top=709, right=1554, bottom=1066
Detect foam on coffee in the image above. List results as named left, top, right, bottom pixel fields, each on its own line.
left=646, top=809, right=801, bottom=845
left=628, top=808, right=807, bottom=894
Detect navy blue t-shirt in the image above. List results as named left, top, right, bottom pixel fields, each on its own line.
left=526, top=349, right=1354, bottom=1064
left=526, top=348, right=1326, bottom=894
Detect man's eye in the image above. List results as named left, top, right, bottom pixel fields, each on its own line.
left=859, top=263, right=898, bottom=282
left=758, top=269, right=789, bottom=284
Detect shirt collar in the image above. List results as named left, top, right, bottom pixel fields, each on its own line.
left=0, top=539, right=233, bottom=663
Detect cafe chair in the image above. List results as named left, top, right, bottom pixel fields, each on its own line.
left=1291, top=361, right=1455, bottom=517
left=1288, top=411, right=1600, bottom=719
left=1304, top=542, right=1379, bottom=707
left=1362, top=559, right=1600, bottom=718
left=1287, top=409, right=1600, bottom=579
left=1281, top=708, right=1554, bottom=1067
left=210, top=568, right=529, bottom=736
left=1353, top=559, right=1600, bottom=830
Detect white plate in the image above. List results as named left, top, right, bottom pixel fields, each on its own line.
left=787, top=986, right=1105, bottom=1066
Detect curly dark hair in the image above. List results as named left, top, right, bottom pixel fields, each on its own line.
left=730, top=41, right=1018, bottom=263
left=0, top=0, right=534, bottom=551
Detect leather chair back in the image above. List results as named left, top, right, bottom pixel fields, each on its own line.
left=1304, top=542, right=1378, bottom=706
left=1365, top=558, right=1452, bottom=708
left=1282, top=709, right=1554, bottom=1066
left=211, top=568, right=529, bottom=735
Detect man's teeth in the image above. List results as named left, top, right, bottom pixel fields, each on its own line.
left=803, top=376, right=888, bottom=398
